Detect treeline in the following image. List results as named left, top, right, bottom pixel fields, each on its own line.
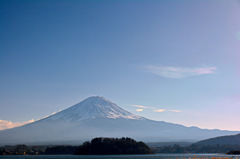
left=0, top=145, right=78, bottom=155
left=1, top=140, right=240, bottom=155
left=75, top=137, right=152, bottom=155
left=0, top=145, right=47, bottom=155
left=152, top=144, right=240, bottom=153
left=45, top=146, right=77, bottom=155
left=0, top=137, right=152, bottom=155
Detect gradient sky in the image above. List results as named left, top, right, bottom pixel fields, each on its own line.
left=0, top=0, right=240, bottom=131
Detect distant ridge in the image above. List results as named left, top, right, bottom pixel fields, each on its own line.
left=0, top=96, right=239, bottom=145
left=196, top=133, right=240, bottom=145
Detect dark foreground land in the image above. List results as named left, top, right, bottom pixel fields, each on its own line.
left=153, top=144, right=240, bottom=153
left=74, top=137, right=152, bottom=155
left=0, top=137, right=152, bottom=155
left=227, top=150, right=240, bottom=155
left=1, top=137, right=240, bottom=155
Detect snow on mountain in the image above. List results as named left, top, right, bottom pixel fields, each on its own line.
left=44, top=96, right=145, bottom=122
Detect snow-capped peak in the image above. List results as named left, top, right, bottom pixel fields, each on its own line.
left=45, top=96, right=145, bottom=122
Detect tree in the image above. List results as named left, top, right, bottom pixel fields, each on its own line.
left=74, top=137, right=152, bottom=155
left=14, top=145, right=29, bottom=155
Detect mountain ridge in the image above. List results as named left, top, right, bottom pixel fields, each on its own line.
left=0, top=96, right=239, bottom=145
left=196, top=133, right=240, bottom=145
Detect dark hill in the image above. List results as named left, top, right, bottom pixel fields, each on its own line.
left=196, top=133, right=240, bottom=145
left=74, top=137, right=152, bottom=155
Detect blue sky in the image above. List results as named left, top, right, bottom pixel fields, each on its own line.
left=0, top=0, right=240, bottom=131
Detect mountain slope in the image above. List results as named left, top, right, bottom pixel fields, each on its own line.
left=196, top=133, right=240, bottom=145
left=44, top=96, right=145, bottom=121
left=0, top=96, right=239, bottom=145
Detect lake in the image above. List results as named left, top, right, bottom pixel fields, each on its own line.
left=0, top=154, right=240, bottom=159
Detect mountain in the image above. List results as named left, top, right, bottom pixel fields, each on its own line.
left=0, top=96, right=239, bottom=145
left=44, top=96, right=144, bottom=121
left=196, top=133, right=240, bottom=145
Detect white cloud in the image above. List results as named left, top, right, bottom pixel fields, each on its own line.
left=0, top=119, right=34, bottom=130
left=170, top=110, right=181, bottom=112
left=0, top=111, right=60, bottom=130
left=153, top=109, right=166, bottom=112
left=131, top=105, right=180, bottom=113
left=132, top=105, right=156, bottom=109
left=144, top=65, right=217, bottom=79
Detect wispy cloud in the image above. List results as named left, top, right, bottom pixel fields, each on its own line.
left=144, top=65, right=217, bottom=79
left=0, top=119, right=34, bottom=130
left=153, top=109, right=166, bottom=112
left=132, top=105, right=180, bottom=113
left=132, top=105, right=156, bottom=109
left=170, top=110, right=181, bottom=112
left=0, top=111, right=60, bottom=130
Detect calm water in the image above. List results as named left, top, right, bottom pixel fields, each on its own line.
left=0, top=154, right=240, bottom=159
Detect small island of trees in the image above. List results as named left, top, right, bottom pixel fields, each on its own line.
left=74, top=137, right=153, bottom=155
